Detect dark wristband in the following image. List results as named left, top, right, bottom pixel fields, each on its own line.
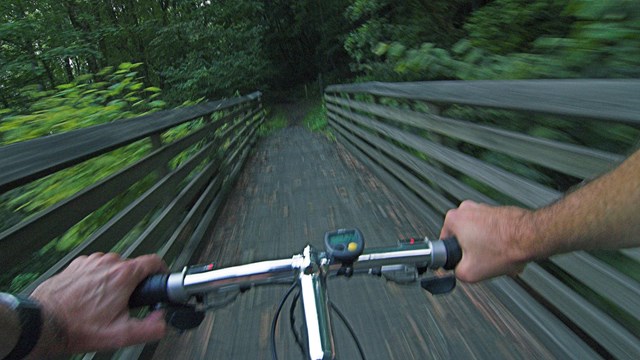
left=3, top=295, right=42, bottom=360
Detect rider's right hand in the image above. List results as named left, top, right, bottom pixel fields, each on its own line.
left=439, top=200, right=534, bottom=283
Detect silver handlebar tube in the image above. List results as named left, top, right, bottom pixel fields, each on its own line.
left=164, top=239, right=446, bottom=360
left=166, top=257, right=302, bottom=303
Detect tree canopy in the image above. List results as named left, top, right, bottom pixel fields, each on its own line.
left=2, top=0, right=639, bottom=109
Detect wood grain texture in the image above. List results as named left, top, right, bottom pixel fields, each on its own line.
left=325, top=94, right=623, bottom=179
left=326, top=80, right=640, bottom=124
left=151, top=125, right=554, bottom=360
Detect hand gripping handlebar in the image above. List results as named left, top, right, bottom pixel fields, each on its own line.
left=129, top=237, right=462, bottom=308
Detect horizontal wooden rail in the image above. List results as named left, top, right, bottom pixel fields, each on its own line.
left=0, top=92, right=264, bottom=298
left=326, top=95, right=623, bottom=178
left=326, top=80, right=640, bottom=124
left=325, top=80, right=640, bottom=359
left=0, top=92, right=261, bottom=193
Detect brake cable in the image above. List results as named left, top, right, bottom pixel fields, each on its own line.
left=271, top=282, right=299, bottom=360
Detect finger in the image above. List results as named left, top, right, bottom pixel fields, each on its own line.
left=66, top=255, right=89, bottom=270
left=97, top=310, right=167, bottom=350
left=100, top=252, right=122, bottom=264
left=87, top=252, right=105, bottom=261
left=459, top=200, right=478, bottom=209
left=119, top=310, right=167, bottom=346
left=128, top=254, right=168, bottom=285
left=439, top=208, right=457, bottom=239
left=454, top=260, right=477, bottom=283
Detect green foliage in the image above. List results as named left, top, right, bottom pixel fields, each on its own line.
left=465, top=0, right=572, bottom=54
left=154, top=1, right=268, bottom=102
left=533, top=0, right=640, bottom=78
left=303, top=103, right=331, bottom=136
left=345, top=0, right=471, bottom=78
left=0, top=63, right=164, bottom=248
left=302, top=104, right=327, bottom=132
left=257, top=110, right=288, bottom=137
left=261, top=0, right=352, bottom=89
left=1, top=63, right=163, bottom=145
left=353, top=0, right=640, bottom=81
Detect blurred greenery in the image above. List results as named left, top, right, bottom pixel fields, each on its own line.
left=303, top=103, right=331, bottom=135
left=0, top=61, right=209, bottom=292
left=257, top=109, right=289, bottom=137
left=361, top=0, right=640, bottom=81
left=1, top=0, right=639, bottom=306
left=1, top=63, right=162, bottom=211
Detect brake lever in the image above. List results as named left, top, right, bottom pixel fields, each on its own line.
left=162, top=303, right=205, bottom=331
left=420, top=274, right=456, bottom=295
left=380, top=265, right=417, bottom=285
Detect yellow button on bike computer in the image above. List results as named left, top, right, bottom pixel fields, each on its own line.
left=348, top=242, right=358, bottom=252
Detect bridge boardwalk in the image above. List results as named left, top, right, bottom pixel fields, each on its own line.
left=151, top=122, right=552, bottom=359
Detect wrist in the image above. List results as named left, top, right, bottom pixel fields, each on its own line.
left=523, top=205, right=570, bottom=261
left=0, top=296, right=20, bottom=359
left=0, top=293, right=43, bottom=360
left=25, top=297, right=68, bottom=359
left=508, top=207, right=541, bottom=264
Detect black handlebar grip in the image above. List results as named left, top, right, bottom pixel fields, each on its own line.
left=129, top=273, right=170, bottom=308
left=442, top=237, right=462, bottom=271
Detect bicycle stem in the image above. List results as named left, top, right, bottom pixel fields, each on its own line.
left=298, top=245, right=335, bottom=359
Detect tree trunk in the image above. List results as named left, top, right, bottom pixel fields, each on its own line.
left=64, top=57, right=75, bottom=82
left=63, top=0, right=100, bottom=74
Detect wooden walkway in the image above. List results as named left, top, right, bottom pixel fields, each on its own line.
left=151, top=123, right=553, bottom=359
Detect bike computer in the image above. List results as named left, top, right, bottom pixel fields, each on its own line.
left=324, top=228, right=364, bottom=263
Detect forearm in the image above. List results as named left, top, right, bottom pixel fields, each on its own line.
left=526, top=149, right=640, bottom=260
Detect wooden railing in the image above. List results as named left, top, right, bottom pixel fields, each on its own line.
left=325, top=80, right=640, bottom=360
left=0, top=92, right=263, bottom=297
left=0, top=91, right=264, bottom=359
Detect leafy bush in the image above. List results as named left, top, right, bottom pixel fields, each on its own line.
left=1, top=63, right=164, bottom=146
left=0, top=63, right=165, bottom=215
left=0, top=63, right=170, bottom=291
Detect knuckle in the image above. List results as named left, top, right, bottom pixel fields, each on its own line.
left=100, top=252, right=122, bottom=264
left=444, top=208, right=458, bottom=222
left=87, top=252, right=105, bottom=260
left=445, top=208, right=456, bottom=217
left=456, top=269, right=476, bottom=283
left=139, top=253, right=160, bottom=265
left=69, top=255, right=88, bottom=266
left=459, top=200, right=476, bottom=209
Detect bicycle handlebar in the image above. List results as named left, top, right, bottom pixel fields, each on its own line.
left=442, top=237, right=462, bottom=270
left=129, top=237, right=462, bottom=308
left=129, top=273, right=171, bottom=308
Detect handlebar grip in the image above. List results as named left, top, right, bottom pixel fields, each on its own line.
left=442, top=237, right=462, bottom=271
left=129, top=273, right=170, bottom=308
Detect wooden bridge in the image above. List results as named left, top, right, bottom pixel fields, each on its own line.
left=1, top=80, right=639, bottom=359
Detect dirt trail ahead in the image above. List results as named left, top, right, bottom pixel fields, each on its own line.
left=152, top=104, right=551, bottom=359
